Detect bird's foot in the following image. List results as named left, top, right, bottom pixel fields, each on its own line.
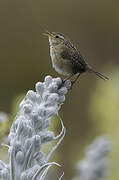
left=60, top=73, right=80, bottom=90
left=62, top=79, right=72, bottom=90
left=62, top=75, right=73, bottom=83
left=70, top=73, right=80, bottom=86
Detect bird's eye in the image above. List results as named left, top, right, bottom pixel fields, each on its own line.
left=55, top=35, right=59, bottom=38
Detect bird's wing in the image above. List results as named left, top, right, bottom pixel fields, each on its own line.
left=61, top=46, right=86, bottom=73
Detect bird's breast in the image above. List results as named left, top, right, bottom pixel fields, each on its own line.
left=50, top=46, right=72, bottom=75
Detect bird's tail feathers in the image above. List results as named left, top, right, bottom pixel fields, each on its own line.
left=87, top=66, right=109, bottom=80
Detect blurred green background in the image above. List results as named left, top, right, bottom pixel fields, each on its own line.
left=0, top=0, right=119, bottom=179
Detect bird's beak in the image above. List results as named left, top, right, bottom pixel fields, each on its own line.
left=43, top=31, right=54, bottom=38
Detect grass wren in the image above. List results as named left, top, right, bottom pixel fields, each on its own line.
left=44, top=31, right=109, bottom=84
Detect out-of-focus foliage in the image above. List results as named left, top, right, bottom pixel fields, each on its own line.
left=0, top=113, right=9, bottom=139
left=0, top=94, right=25, bottom=142
left=0, top=112, right=8, bottom=123
left=72, top=136, right=110, bottom=180
left=0, top=94, right=25, bottom=162
left=89, top=68, right=119, bottom=180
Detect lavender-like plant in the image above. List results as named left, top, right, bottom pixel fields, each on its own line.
left=0, top=112, right=8, bottom=123
left=72, top=136, right=110, bottom=180
left=0, top=76, right=71, bottom=180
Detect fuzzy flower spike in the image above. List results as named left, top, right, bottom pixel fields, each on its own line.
left=0, top=76, right=71, bottom=180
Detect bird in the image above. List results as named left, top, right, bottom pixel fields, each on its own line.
left=43, top=31, right=109, bottom=84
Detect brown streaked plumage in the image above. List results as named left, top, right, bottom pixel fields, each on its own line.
left=43, top=31, right=109, bottom=83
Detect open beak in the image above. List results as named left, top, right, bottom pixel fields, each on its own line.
left=43, top=31, right=54, bottom=38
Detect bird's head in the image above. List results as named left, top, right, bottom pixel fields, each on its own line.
left=43, top=31, right=66, bottom=46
